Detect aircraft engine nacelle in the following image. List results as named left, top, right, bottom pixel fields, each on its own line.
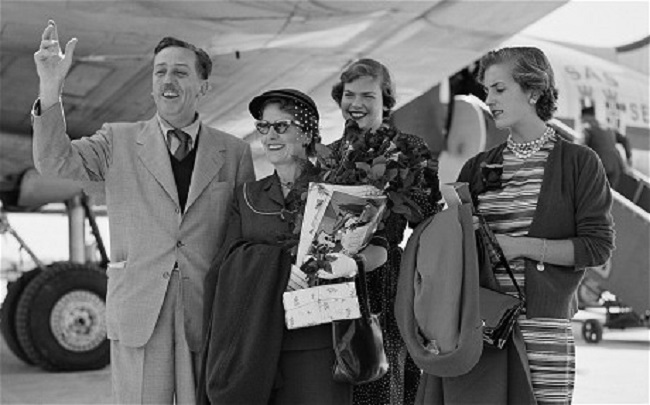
left=0, top=168, right=83, bottom=211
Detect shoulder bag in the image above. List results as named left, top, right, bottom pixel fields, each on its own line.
left=332, top=256, right=388, bottom=384
left=476, top=213, right=525, bottom=349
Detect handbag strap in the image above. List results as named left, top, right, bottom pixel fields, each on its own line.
left=353, top=256, right=372, bottom=320
left=476, top=213, right=525, bottom=300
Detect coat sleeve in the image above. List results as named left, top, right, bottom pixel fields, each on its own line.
left=33, top=101, right=112, bottom=181
left=235, top=143, right=256, bottom=186
left=570, top=146, right=615, bottom=268
left=204, top=184, right=245, bottom=334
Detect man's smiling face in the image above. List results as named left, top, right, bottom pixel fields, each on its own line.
left=152, top=46, right=207, bottom=128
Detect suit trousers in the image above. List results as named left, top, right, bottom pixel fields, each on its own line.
left=110, top=269, right=199, bottom=404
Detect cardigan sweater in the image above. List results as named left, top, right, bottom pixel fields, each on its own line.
left=457, top=137, right=615, bottom=319
left=168, top=142, right=198, bottom=213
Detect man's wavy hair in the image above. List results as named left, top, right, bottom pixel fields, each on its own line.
left=154, top=37, right=212, bottom=80
left=331, top=58, right=396, bottom=118
left=478, top=46, right=558, bottom=121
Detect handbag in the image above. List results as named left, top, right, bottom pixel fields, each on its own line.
left=332, top=257, right=388, bottom=384
left=476, top=213, right=525, bottom=349
left=480, top=287, right=523, bottom=349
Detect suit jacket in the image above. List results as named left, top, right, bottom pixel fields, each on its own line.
left=32, top=102, right=255, bottom=350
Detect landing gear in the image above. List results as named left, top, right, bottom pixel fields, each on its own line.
left=0, top=267, right=43, bottom=365
left=1, top=190, right=111, bottom=371
left=15, top=262, right=110, bottom=371
left=14, top=262, right=109, bottom=371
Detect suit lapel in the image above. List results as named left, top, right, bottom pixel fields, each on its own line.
left=137, top=118, right=179, bottom=207
left=185, top=125, right=225, bottom=211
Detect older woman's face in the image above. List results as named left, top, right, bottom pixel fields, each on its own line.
left=483, top=62, right=537, bottom=130
left=259, top=103, right=307, bottom=166
left=340, top=75, right=384, bottom=132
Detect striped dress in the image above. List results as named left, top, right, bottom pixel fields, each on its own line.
left=478, top=130, right=576, bottom=404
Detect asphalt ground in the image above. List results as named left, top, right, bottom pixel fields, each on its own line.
left=1, top=313, right=648, bottom=404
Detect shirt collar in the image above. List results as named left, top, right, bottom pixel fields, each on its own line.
left=157, top=113, right=201, bottom=142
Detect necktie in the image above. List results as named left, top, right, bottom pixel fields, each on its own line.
left=168, top=129, right=191, bottom=161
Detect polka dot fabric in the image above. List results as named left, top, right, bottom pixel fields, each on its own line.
left=328, top=122, right=442, bottom=405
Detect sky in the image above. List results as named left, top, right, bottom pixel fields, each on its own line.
left=522, top=0, right=650, bottom=48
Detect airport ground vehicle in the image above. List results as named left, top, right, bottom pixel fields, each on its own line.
left=0, top=170, right=109, bottom=371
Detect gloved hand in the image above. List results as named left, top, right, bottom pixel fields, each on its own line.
left=317, top=253, right=358, bottom=279
left=286, top=265, right=309, bottom=291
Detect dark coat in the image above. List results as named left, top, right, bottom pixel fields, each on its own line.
left=198, top=173, right=340, bottom=404
left=198, top=241, right=291, bottom=405
left=396, top=185, right=536, bottom=404
left=205, top=173, right=332, bottom=351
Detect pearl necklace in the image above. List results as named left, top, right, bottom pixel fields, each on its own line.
left=507, top=126, right=554, bottom=159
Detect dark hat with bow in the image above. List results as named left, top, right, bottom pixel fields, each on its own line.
left=248, top=88, right=319, bottom=120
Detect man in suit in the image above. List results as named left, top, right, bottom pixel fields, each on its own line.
left=581, top=106, right=627, bottom=189
left=32, top=20, right=255, bottom=403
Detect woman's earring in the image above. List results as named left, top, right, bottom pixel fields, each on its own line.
left=529, top=99, right=537, bottom=105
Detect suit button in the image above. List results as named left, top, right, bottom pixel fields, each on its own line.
left=175, top=208, right=180, bottom=214
left=163, top=271, right=170, bottom=279
left=176, top=240, right=184, bottom=248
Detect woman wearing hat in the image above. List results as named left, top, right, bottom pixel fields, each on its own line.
left=329, top=59, right=442, bottom=405
left=199, top=88, right=387, bottom=405
left=457, top=47, right=614, bottom=404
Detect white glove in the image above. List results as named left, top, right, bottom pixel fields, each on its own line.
left=317, top=253, right=358, bottom=279
left=286, top=265, right=309, bottom=291
left=340, top=225, right=368, bottom=254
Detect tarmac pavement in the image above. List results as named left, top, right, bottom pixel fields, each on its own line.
left=0, top=314, right=648, bottom=404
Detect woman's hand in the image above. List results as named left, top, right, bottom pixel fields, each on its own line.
left=495, top=234, right=522, bottom=261
left=317, top=253, right=357, bottom=279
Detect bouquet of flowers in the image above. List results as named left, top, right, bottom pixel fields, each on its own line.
left=295, top=182, right=387, bottom=276
left=317, top=119, right=439, bottom=224
left=294, top=119, right=441, bottom=282
left=282, top=119, right=441, bottom=329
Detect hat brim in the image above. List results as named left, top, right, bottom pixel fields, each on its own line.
left=248, top=89, right=319, bottom=120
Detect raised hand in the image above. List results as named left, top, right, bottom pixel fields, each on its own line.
left=34, top=20, right=77, bottom=109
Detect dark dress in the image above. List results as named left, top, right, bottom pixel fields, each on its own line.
left=328, top=122, right=442, bottom=405
left=204, top=164, right=352, bottom=405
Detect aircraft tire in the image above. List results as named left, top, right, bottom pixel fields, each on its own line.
left=14, top=262, right=109, bottom=371
left=0, top=267, right=43, bottom=365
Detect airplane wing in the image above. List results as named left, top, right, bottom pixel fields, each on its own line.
left=0, top=0, right=565, bottom=179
